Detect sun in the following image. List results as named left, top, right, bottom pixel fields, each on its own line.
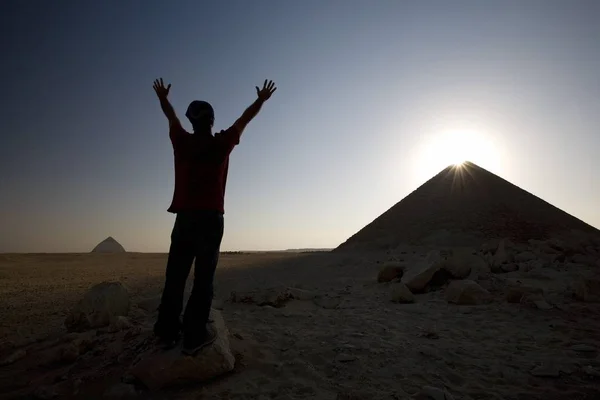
left=411, top=129, right=502, bottom=183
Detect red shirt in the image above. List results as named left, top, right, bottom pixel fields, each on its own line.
left=167, top=121, right=241, bottom=214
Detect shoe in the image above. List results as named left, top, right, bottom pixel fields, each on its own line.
left=182, top=327, right=217, bottom=356
left=155, top=332, right=181, bottom=350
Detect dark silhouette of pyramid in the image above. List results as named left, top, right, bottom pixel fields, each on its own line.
left=336, top=162, right=599, bottom=251
left=91, top=236, right=126, bottom=253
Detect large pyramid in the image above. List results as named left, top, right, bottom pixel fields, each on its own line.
left=91, top=236, right=126, bottom=253
left=336, top=162, right=599, bottom=251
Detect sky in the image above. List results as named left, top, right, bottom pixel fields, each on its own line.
left=1, top=0, right=599, bottom=253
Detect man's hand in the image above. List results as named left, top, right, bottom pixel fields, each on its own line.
left=256, top=79, right=277, bottom=101
left=153, top=78, right=171, bottom=99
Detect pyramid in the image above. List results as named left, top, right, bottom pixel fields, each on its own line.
left=91, top=236, right=126, bottom=253
left=336, top=162, right=600, bottom=251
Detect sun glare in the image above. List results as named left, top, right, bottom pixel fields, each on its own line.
left=411, top=129, right=502, bottom=184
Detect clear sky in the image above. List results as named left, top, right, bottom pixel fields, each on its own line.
left=1, top=0, right=599, bottom=253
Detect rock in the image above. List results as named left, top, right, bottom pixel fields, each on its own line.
left=445, top=280, right=491, bottom=305
left=481, top=239, right=500, bottom=254
left=413, top=385, right=455, bottom=400
left=137, top=296, right=161, bottom=312
left=500, top=263, right=519, bottom=273
left=390, top=282, right=415, bottom=303
left=571, top=254, right=597, bottom=266
left=531, top=364, right=560, bottom=378
left=336, top=353, right=357, bottom=363
left=531, top=298, right=553, bottom=310
left=129, top=309, right=234, bottom=390
left=108, top=316, right=133, bottom=333
left=515, top=251, right=537, bottom=262
left=403, top=263, right=450, bottom=293
left=57, top=343, right=80, bottom=363
left=65, top=281, right=130, bottom=332
left=571, top=344, right=596, bottom=353
left=377, top=264, right=405, bottom=283
left=32, top=385, right=58, bottom=399
left=287, top=287, right=316, bottom=300
left=0, top=348, right=26, bottom=366
left=506, top=286, right=544, bottom=303
left=492, top=239, right=513, bottom=268
left=440, top=249, right=473, bottom=279
left=573, top=276, right=600, bottom=302
left=104, top=383, right=137, bottom=398
left=229, top=288, right=293, bottom=308
left=583, top=365, right=600, bottom=377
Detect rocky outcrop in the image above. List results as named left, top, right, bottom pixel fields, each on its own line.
left=65, top=281, right=130, bottom=332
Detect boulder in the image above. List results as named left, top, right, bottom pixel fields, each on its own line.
left=403, top=263, right=450, bottom=293
left=445, top=280, right=491, bottom=305
left=573, top=276, right=600, bottom=303
left=65, top=281, right=130, bottom=332
left=129, top=309, right=235, bottom=390
left=377, top=264, right=405, bottom=283
left=506, top=286, right=544, bottom=304
left=390, top=283, right=415, bottom=303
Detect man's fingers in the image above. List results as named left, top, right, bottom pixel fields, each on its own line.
left=167, top=83, right=171, bottom=91
left=159, top=78, right=164, bottom=87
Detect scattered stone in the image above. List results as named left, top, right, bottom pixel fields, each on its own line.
left=137, top=296, right=161, bottom=312
left=571, top=344, right=596, bottom=353
left=500, top=263, right=519, bottom=273
left=32, top=385, right=58, bottom=399
left=583, top=365, right=600, bottom=377
left=413, top=385, right=455, bottom=400
left=104, top=383, right=137, bottom=398
left=229, top=288, right=293, bottom=308
left=492, top=239, right=514, bottom=268
left=506, top=286, right=544, bottom=304
left=313, top=295, right=342, bottom=309
left=57, top=343, right=80, bottom=363
left=390, top=282, right=415, bottom=303
left=573, top=276, right=600, bottom=302
left=404, top=262, right=451, bottom=294
left=108, top=316, right=133, bottom=333
left=336, top=353, right=357, bottom=363
left=531, top=364, right=560, bottom=378
left=445, top=280, right=491, bottom=305
left=287, top=287, right=316, bottom=300
left=377, top=263, right=405, bottom=283
left=515, top=251, right=537, bottom=262
left=129, top=309, right=235, bottom=390
left=531, top=298, right=553, bottom=310
left=0, top=348, right=26, bottom=366
left=65, top=281, right=130, bottom=332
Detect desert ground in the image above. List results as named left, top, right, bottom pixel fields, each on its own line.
left=1, top=241, right=599, bottom=400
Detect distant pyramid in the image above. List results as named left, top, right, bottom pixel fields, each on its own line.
left=91, top=236, right=126, bottom=253
left=336, top=162, right=599, bottom=251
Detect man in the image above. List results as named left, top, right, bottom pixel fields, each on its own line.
left=152, top=78, right=277, bottom=355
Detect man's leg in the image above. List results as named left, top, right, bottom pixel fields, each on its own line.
left=181, top=211, right=224, bottom=354
left=154, top=213, right=196, bottom=344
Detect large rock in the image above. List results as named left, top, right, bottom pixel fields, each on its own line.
left=65, top=281, right=130, bottom=332
left=129, top=309, right=235, bottom=390
left=91, top=236, right=126, bottom=253
left=377, top=263, right=405, bottom=283
left=390, top=282, right=415, bottom=303
left=403, top=263, right=448, bottom=293
left=445, top=280, right=491, bottom=305
left=573, top=276, right=600, bottom=303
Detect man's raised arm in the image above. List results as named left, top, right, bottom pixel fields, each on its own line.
left=232, top=79, right=277, bottom=135
left=153, top=78, right=180, bottom=128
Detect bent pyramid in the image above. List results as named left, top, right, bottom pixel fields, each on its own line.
left=91, top=236, right=126, bottom=253
left=336, top=161, right=599, bottom=251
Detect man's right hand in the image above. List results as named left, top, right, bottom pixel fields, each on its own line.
left=153, top=78, right=171, bottom=99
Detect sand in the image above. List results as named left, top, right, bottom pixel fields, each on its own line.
left=1, top=250, right=599, bottom=399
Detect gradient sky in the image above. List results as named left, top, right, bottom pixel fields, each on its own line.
left=1, top=0, right=599, bottom=253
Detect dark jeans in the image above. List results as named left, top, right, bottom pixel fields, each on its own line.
left=154, top=210, right=224, bottom=340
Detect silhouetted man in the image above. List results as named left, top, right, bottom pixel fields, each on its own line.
left=152, top=78, right=277, bottom=355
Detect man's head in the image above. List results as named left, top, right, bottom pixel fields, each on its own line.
left=186, top=100, right=214, bottom=131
